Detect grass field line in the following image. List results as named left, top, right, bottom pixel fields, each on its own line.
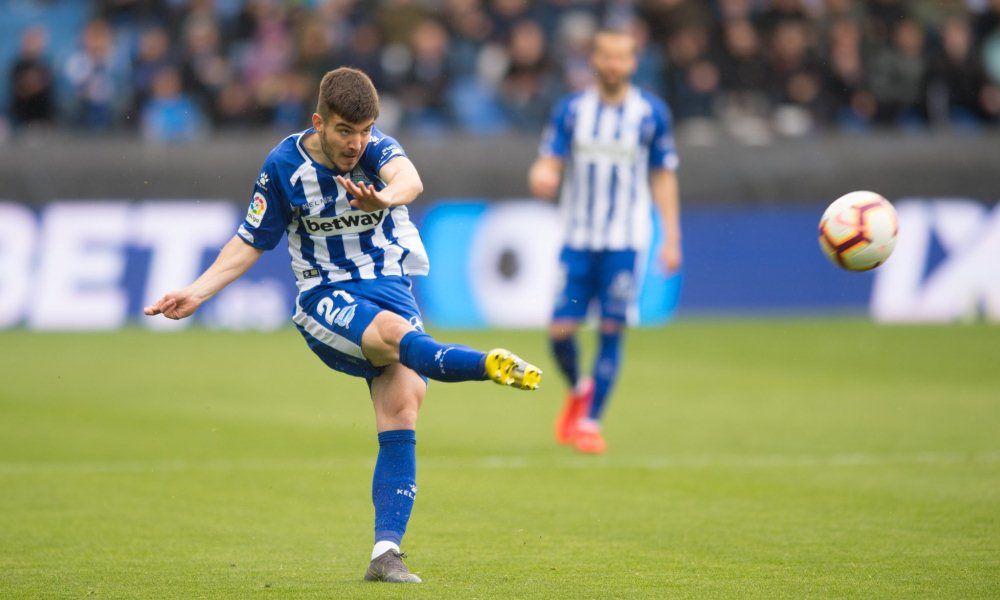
left=1, top=450, right=999, bottom=476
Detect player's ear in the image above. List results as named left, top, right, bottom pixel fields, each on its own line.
left=311, top=112, right=323, bottom=131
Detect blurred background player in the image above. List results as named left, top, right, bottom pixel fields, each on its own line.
left=528, top=29, right=681, bottom=454
left=144, top=67, right=541, bottom=583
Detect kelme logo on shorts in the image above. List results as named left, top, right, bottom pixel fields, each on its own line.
left=246, top=192, right=267, bottom=227
left=302, top=209, right=386, bottom=236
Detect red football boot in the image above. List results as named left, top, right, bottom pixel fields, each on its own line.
left=574, top=420, right=607, bottom=454
left=554, top=378, right=594, bottom=445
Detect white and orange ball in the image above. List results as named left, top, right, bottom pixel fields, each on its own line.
left=818, top=191, right=898, bottom=272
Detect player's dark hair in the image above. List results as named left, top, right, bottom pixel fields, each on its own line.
left=592, top=27, right=636, bottom=53
left=317, top=67, right=380, bottom=123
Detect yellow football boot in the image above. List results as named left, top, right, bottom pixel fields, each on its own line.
left=484, top=349, right=542, bottom=390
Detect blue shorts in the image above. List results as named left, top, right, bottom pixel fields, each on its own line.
left=553, top=247, right=639, bottom=323
left=293, top=276, right=424, bottom=380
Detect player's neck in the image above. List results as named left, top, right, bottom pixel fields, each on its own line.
left=596, top=83, right=630, bottom=105
left=301, top=131, right=338, bottom=171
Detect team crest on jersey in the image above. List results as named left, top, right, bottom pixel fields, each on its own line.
left=256, top=172, right=269, bottom=190
left=348, top=167, right=373, bottom=187
left=247, top=192, right=267, bottom=227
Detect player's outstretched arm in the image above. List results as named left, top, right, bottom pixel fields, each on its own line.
left=144, top=235, right=264, bottom=320
left=651, top=168, right=682, bottom=273
left=528, top=156, right=563, bottom=200
left=339, top=156, right=423, bottom=213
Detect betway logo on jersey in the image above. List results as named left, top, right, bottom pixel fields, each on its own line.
left=573, top=140, right=638, bottom=162
left=301, top=209, right=386, bottom=236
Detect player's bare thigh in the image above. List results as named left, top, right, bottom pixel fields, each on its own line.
left=361, top=310, right=415, bottom=366
left=369, top=362, right=425, bottom=432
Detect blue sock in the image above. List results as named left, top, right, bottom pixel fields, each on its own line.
left=588, top=331, right=623, bottom=420
left=550, top=336, right=579, bottom=387
left=398, top=331, right=487, bottom=382
left=372, top=429, right=417, bottom=546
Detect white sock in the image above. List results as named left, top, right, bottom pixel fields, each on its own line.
left=372, top=540, right=400, bottom=560
left=577, top=418, right=601, bottom=433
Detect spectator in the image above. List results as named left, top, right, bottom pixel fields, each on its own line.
left=869, top=18, right=928, bottom=125
left=341, top=23, right=388, bottom=91
left=488, top=0, right=532, bottom=43
left=293, top=17, right=334, bottom=83
left=973, top=0, right=1000, bottom=43
left=9, top=26, right=55, bottom=127
left=400, top=18, right=452, bottom=130
left=929, top=16, right=988, bottom=126
left=824, top=18, right=877, bottom=128
left=765, top=20, right=824, bottom=134
left=378, top=0, right=430, bottom=45
left=131, top=27, right=173, bottom=122
left=240, top=4, right=292, bottom=89
left=141, top=66, right=207, bottom=142
left=271, top=70, right=312, bottom=131
left=444, top=0, right=494, bottom=81
left=665, top=24, right=720, bottom=121
left=500, top=19, right=556, bottom=129
left=181, top=17, right=231, bottom=124
left=755, top=0, right=810, bottom=38
left=639, top=0, right=714, bottom=47
left=719, top=19, right=767, bottom=94
left=1, top=0, right=998, bottom=137
left=629, top=18, right=666, bottom=94
left=556, top=11, right=598, bottom=92
left=64, top=19, right=127, bottom=129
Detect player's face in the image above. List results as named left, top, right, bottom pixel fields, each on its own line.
left=591, top=33, right=637, bottom=92
left=314, top=113, right=375, bottom=172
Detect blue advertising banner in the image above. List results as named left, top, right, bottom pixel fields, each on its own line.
left=417, top=200, right=682, bottom=328
left=0, top=199, right=996, bottom=330
left=677, top=206, right=873, bottom=314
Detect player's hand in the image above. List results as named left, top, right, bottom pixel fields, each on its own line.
left=659, top=242, right=682, bottom=274
left=143, top=289, right=202, bottom=320
left=337, top=175, right=394, bottom=212
left=528, top=162, right=560, bottom=200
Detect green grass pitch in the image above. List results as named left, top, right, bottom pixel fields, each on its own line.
left=1, top=321, right=998, bottom=598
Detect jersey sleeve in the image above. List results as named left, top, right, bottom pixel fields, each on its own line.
left=236, top=159, right=291, bottom=251
left=363, top=129, right=408, bottom=174
left=538, top=96, right=575, bottom=159
left=648, top=99, right=680, bottom=171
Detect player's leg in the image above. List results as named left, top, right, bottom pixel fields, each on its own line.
left=575, top=250, right=637, bottom=454
left=551, top=248, right=597, bottom=444
left=364, top=363, right=424, bottom=583
left=295, top=282, right=540, bottom=389
left=361, top=310, right=541, bottom=390
left=550, top=319, right=581, bottom=389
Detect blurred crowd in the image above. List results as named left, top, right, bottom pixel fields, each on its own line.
left=6, top=0, right=1000, bottom=143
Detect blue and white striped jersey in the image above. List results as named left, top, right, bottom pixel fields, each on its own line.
left=540, top=86, right=679, bottom=251
left=237, top=127, right=429, bottom=291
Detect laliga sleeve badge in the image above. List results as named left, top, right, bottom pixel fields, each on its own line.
left=247, top=192, right=267, bottom=227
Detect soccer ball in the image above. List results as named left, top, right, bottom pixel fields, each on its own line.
left=818, top=191, right=898, bottom=271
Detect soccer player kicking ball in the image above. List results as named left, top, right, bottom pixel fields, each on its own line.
left=528, top=29, right=681, bottom=454
left=145, top=67, right=541, bottom=583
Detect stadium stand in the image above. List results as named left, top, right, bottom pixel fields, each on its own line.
left=3, top=0, right=1000, bottom=142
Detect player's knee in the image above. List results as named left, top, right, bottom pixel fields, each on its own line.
left=599, top=320, right=625, bottom=335
left=549, top=321, right=578, bottom=340
left=363, top=312, right=413, bottom=365
left=377, top=387, right=422, bottom=429
left=392, top=404, right=419, bottom=428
